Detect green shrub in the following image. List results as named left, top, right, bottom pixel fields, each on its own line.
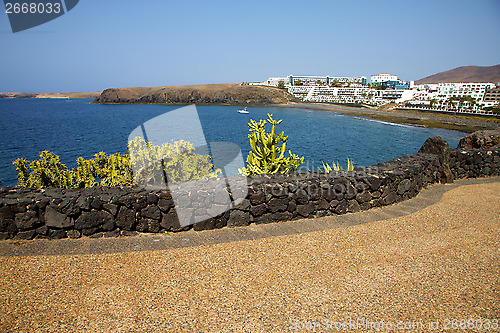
left=127, top=136, right=220, bottom=186
left=13, top=151, right=76, bottom=188
left=239, top=113, right=304, bottom=175
left=13, top=137, right=220, bottom=188
left=13, top=151, right=134, bottom=188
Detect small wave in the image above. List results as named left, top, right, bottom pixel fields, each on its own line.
left=361, top=118, right=416, bottom=128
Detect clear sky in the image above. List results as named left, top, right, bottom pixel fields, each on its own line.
left=1, top=0, right=499, bottom=92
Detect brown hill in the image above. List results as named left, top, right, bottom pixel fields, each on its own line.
left=416, top=65, right=500, bottom=84
left=93, top=83, right=297, bottom=105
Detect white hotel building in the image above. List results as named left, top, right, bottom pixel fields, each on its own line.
left=252, top=74, right=497, bottom=110
left=288, top=86, right=371, bottom=104
left=436, top=82, right=495, bottom=101
left=255, top=75, right=368, bottom=88
left=370, top=73, right=398, bottom=83
left=287, top=85, right=415, bottom=105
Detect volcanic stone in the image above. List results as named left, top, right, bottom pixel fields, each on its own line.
left=115, top=207, right=137, bottom=231
left=15, top=211, right=39, bottom=231
left=45, top=206, right=74, bottom=228
left=75, top=210, right=113, bottom=230
left=141, top=205, right=161, bottom=220
left=228, top=210, right=250, bottom=227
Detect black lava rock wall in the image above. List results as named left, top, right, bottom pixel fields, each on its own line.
left=1, top=138, right=499, bottom=240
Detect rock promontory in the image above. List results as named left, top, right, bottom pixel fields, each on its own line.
left=93, top=83, right=297, bottom=105
left=457, top=129, right=500, bottom=149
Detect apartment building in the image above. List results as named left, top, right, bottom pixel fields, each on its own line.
left=436, top=82, right=495, bottom=101
left=288, top=86, right=371, bottom=103
left=483, top=87, right=500, bottom=102
left=254, top=75, right=367, bottom=88
left=482, top=87, right=500, bottom=108
left=371, top=89, right=415, bottom=103
left=253, top=74, right=498, bottom=111
left=370, top=73, right=398, bottom=83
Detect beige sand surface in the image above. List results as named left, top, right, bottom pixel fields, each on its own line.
left=0, top=182, right=499, bottom=332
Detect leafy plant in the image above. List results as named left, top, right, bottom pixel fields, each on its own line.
left=320, top=158, right=354, bottom=172
left=239, top=113, right=304, bottom=175
left=13, top=137, right=220, bottom=188
left=13, top=151, right=134, bottom=189
left=13, top=151, right=74, bottom=188
left=74, top=151, right=134, bottom=187
left=127, top=136, right=220, bottom=186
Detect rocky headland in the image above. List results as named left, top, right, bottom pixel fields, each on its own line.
left=93, top=83, right=297, bottom=105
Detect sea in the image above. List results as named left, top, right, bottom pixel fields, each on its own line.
left=0, top=98, right=466, bottom=187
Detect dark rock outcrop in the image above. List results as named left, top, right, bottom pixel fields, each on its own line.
left=458, top=129, right=500, bottom=149
left=418, top=136, right=454, bottom=183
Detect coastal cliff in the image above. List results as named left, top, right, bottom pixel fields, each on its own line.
left=93, top=83, right=297, bottom=105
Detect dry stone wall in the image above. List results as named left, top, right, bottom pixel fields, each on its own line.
left=1, top=137, right=499, bottom=240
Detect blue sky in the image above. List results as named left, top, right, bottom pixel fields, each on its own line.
left=1, top=0, right=499, bottom=92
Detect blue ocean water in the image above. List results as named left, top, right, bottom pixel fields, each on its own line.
left=0, top=98, right=466, bottom=187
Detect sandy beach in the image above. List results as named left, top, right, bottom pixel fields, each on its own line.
left=278, top=102, right=500, bottom=134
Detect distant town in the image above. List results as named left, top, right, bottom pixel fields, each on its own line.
left=251, top=74, right=500, bottom=115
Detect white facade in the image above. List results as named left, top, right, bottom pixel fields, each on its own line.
left=263, top=77, right=291, bottom=87
left=370, top=73, right=398, bottom=83
left=481, top=100, right=499, bottom=108
left=436, top=82, right=496, bottom=101
left=288, top=86, right=371, bottom=104
left=253, top=74, right=499, bottom=110
left=253, top=75, right=367, bottom=88
left=371, top=89, right=415, bottom=103
left=287, top=81, right=415, bottom=105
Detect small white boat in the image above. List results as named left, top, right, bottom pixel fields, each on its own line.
left=237, top=107, right=249, bottom=114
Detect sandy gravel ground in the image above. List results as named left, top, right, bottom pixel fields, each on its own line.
left=1, top=182, right=499, bottom=332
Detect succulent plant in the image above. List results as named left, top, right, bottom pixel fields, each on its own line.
left=320, top=158, right=354, bottom=173
left=13, top=137, right=219, bottom=188
left=239, top=113, right=304, bottom=175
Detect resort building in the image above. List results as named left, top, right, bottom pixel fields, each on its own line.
left=371, top=89, right=415, bottom=103
left=288, top=86, right=368, bottom=103
left=483, top=87, right=500, bottom=107
left=252, top=75, right=368, bottom=88
left=436, top=82, right=495, bottom=101
left=253, top=73, right=498, bottom=111
left=370, top=73, right=398, bottom=83
left=300, top=86, right=371, bottom=104
left=380, top=80, right=415, bottom=90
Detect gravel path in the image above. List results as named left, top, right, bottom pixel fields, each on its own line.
left=1, top=182, right=499, bottom=332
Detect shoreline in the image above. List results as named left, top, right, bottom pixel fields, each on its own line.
left=272, top=102, right=500, bottom=133
left=5, top=93, right=499, bottom=133
left=93, top=100, right=498, bottom=133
